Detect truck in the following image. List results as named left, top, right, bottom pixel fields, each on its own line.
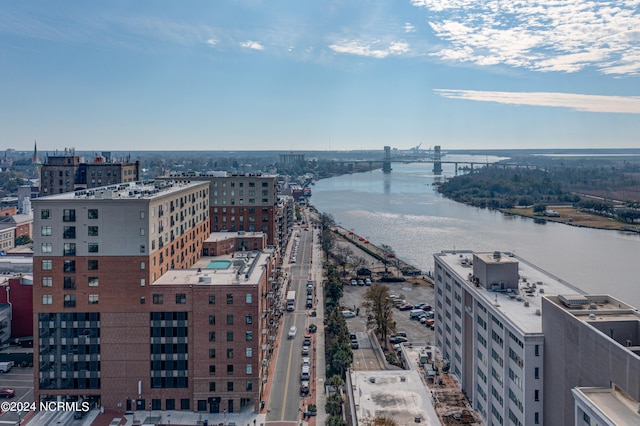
left=287, top=290, right=296, bottom=311
left=0, top=361, right=14, bottom=373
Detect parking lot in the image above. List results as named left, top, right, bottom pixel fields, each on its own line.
left=341, top=279, right=436, bottom=367
left=0, top=366, right=34, bottom=423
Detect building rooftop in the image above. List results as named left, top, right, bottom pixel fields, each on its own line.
left=436, top=250, right=585, bottom=334
left=165, top=171, right=276, bottom=178
left=205, top=231, right=265, bottom=243
left=37, top=180, right=207, bottom=201
left=573, top=386, right=640, bottom=425
left=152, top=252, right=270, bottom=286
left=350, top=369, right=438, bottom=425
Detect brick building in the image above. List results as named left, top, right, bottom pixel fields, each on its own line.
left=32, top=180, right=276, bottom=414
left=161, top=172, right=280, bottom=247
left=40, top=149, right=140, bottom=195
left=0, top=274, right=33, bottom=338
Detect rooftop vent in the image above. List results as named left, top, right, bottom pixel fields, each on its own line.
left=559, top=294, right=589, bottom=309
left=588, top=314, right=596, bottom=320
left=535, top=309, right=541, bottom=316
left=524, top=301, right=530, bottom=307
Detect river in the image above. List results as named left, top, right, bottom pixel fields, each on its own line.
left=310, top=156, right=640, bottom=309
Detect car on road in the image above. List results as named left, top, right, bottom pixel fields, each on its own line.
left=301, top=366, right=310, bottom=380
left=349, top=332, right=357, bottom=341
left=350, top=339, right=359, bottom=349
left=303, top=335, right=312, bottom=346
left=389, top=336, right=408, bottom=344
left=342, top=310, right=356, bottom=318
left=302, top=346, right=310, bottom=356
left=288, top=326, right=297, bottom=339
left=306, top=298, right=313, bottom=309
left=300, top=381, right=310, bottom=395
left=302, top=357, right=311, bottom=366
left=0, top=388, right=15, bottom=398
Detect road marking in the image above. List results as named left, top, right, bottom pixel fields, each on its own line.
left=280, top=315, right=297, bottom=422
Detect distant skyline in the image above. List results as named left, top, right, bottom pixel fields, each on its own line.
left=2, top=1, right=640, bottom=151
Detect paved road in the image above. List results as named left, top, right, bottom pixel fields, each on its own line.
left=266, top=226, right=314, bottom=424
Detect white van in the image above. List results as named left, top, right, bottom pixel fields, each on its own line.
left=301, top=365, right=310, bottom=380
left=288, top=326, right=297, bottom=339
left=409, top=309, right=425, bottom=319
left=0, top=361, right=14, bottom=373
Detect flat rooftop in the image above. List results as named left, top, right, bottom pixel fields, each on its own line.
left=38, top=180, right=207, bottom=201
left=573, top=386, right=640, bottom=425
left=350, top=369, right=438, bottom=425
left=205, top=231, right=265, bottom=243
left=152, top=252, right=270, bottom=286
left=437, top=250, right=585, bottom=333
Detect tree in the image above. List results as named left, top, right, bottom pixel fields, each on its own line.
left=361, top=284, right=395, bottom=349
left=326, top=416, right=346, bottom=426
left=15, top=235, right=33, bottom=246
left=533, top=204, right=547, bottom=214
left=326, top=374, right=345, bottom=388
left=326, top=392, right=344, bottom=416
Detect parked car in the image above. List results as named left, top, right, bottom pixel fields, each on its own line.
left=389, top=336, right=408, bottom=344
left=303, top=335, right=312, bottom=346
left=306, top=298, right=313, bottom=309
left=349, top=332, right=357, bottom=341
left=357, top=279, right=365, bottom=286
left=420, top=305, right=433, bottom=311
left=300, top=381, right=310, bottom=395
left=0, top=388, right=15, bottom=398
left=301, top=366, right=311, bottom=380
left=398, top=303, right=414, bottom=311
left=302, top=357, right=311, bottom=366
left=365, top=278, right=372, bottom=286
left=350, top=279, right=358, bottom=286
left=342, top=310, right=356, bottom=318
left=414, top=302, right=427, bottom=309
left=288, top=326, right=297, bottom=339
left=302, top=346, right=310, bottom=356
left=351, top=340, right=359, bottom=349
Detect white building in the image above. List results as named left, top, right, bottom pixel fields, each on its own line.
left=433, top=250, right=583, bottom=425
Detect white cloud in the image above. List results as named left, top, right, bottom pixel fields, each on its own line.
left=434, top=89, right=640, bottom=114
left=413, top=0, right=640, bottom=75
left=206, top=39, right=217, bottom=46
left=329, top=40, right=410, bottom=58
left=404, top=22, right=416, bottom=33
left=240, top=40, right=264, bottom=50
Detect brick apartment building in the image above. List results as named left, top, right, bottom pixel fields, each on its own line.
left=161, top=172, right=280, bottom=247
left=32, top=180, right=276, bottom=414
left=40, top=149, right=140, bottom=196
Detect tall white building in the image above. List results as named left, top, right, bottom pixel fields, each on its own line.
left=433, top=250, right=582, bottom=425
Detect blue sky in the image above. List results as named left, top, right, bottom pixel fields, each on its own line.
left=2, top=0, right=640, bottom=151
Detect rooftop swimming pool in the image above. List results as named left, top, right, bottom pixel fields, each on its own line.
left=206, top=260, right=232, bottom=269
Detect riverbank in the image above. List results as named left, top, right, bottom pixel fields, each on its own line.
left=501, top=206, right=633, bottom=232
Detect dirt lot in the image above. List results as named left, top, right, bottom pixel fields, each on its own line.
left=504, top=206, right=630, bottom=231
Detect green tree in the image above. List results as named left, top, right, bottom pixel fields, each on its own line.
left=326, top=374, right=345, bottom=388
left=533, top=204, right=547, bottom=214
left=326, top=392, right=344, bottom=416
left=15, top=235, right=33, bottom=246
left=362, top=284, right=395, bottom=349
left=326, top=416, right=346, bottom=426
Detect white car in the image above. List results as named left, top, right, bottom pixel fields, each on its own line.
left=342, top=310, right=356, bottom=318
left=302, top=357, right=311, bottom=366
left=288, top=326, right=297, bottom=339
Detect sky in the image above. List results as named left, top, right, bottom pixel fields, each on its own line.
left=2, top=0, right=640, bottom=152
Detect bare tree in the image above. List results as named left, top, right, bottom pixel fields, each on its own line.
left=361, top=284, right=395, bottom=349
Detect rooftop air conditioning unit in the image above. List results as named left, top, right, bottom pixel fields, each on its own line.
left=626, top=340, right=632, bottom=347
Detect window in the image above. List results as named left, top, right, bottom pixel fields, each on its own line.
left=41, top=243, right=52, bottom=253
left=63, top=260, right=76, bottom=273
left=209, top=315, right=215, bottom=325
left=246, top=331, right=252, bottom=341
left=88, top=209, right=99, bottom=219
left=209, top=381, right=216, bottom=392
left=140, top=228, right=145, bottom=236
left=63, top=209, right=76, bottom=222
left=63, top=226, right=76, bottom=239
left=246, top=364, right=252, bottom=375
left=181, top=399, right=190, bottom=410
left=153, top=294, right=163, bottom=304
left=227, top=348, right=233, bottom=358
left=535, top=412, right=539, bottom=424
left=89, top=294, right=99, bottom=304
left=246, top=293, right=252, bottom=304
left=227, top=332, right=234, bottom=342
left=535, top=344, right=540, bottom=356
left=64, top=277, right=76, bottom=290
left=41, top=209, right=51, bottom=219
left=41, top=226, right=52, bottom=236
left=246, top=381, right=253, bottom=391
left=42, top=294, right=52, bottom=305
left=41, top=260, right=52, bottom=270
left=246, top=348, right=252, bottom=358
left=140, top=296, right=146, bottom=304
left=88, top=243, right=99, bottom=253
left=64, top=294, right=76, bottom=308
left=140, top=279, right=146, bottom=286
left=534, top=389, right=539, bottom=401
left=176, top=294, right=186, bottom=304
left=227, top=381, right=233, bottom=391
left=245, top=314, right=252, bottom=324
left=227, top=314, right=233, bottom=325
left=85, top=276, right=98, bottom=287
left=534, top=367, right=539, bottom=379
left=140, top=245, right=145, bottom=253
left=209, top=294, right=215, bottom=304
left=209, top=332, right=216, bottom=342
left=227, top=294, right=233, bottom=304
left=209, top=365, right=216, bottom=375
left=42, top=277, right=52, bottom=287
left=63, top=243, right=76, bottom=256
left=88, top=260, right=98, bottom=270
left=140, top=262, right=146, bottom=270
left=88, top=226, right=99, bottom=236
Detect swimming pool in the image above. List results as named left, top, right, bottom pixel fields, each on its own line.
left=206, top=260, right=232, bottom=269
